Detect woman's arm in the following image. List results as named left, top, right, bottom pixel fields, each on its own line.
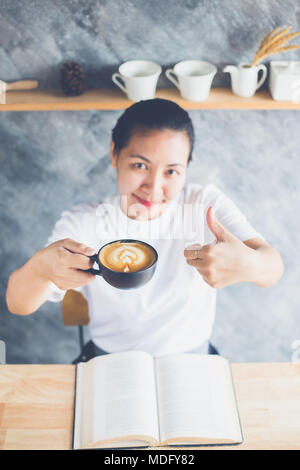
left=242, top=238, right=284, bottom=288
left=6, top=249, right=54, bottom=315
left=6, top=239, right=96, bottom=315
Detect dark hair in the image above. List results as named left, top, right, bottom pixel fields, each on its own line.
left=111, top=98, right=195, bottom=164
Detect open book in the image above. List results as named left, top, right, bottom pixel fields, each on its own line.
left=73, top=351, right=243, bottom=449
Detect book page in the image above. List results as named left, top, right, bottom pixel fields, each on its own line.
left=74, top=351, right=159, bottom=448
left=155, top=354, right=242, bottom=444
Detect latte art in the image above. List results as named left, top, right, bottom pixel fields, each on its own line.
left=99, top=241, right=156, bottom=273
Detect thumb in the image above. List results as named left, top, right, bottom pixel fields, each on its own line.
left=206, top=206, right=234, bottom=243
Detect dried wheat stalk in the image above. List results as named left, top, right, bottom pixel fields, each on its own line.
left=258, top=32, right=300, bottom=56
left=251, top=26, right=300, bottom=66
left=253, top=32, right=300, bottom=64
left=257, top=27, right=293, bottom=55
left=253, top=44, right=300, bottom=64
left=252, top=26, right=288, bottom=63
left=258, top=26, right=289, bottom=51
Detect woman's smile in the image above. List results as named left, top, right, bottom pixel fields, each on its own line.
left=132, top=193, right=164, bottom=207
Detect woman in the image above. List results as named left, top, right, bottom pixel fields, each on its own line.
left=6, top=98, right=284, bottom=360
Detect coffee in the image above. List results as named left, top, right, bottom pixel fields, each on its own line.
left=99, top=241, right=156, bottom=273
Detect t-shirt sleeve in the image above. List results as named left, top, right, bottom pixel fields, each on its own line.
left=45, top=206, right=89, bottom=303
left=202, top=184, right=266, bottom=244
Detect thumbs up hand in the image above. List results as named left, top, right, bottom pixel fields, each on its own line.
left=184, top=206, right=251, bottom=288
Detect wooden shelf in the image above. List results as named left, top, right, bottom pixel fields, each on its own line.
left=1, top=87, right=300, bottom=111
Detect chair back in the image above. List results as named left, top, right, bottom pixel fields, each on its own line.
left=61, top=290, right=90, bottom=326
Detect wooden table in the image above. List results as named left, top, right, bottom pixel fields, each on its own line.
left=0, top=363, right=300, bottom=450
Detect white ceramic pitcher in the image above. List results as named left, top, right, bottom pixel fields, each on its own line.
left=223, top=63, right=267, bottom=98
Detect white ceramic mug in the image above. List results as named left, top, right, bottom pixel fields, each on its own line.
left=112, top=60, right=162, bottom=102
left=165, top=60, right=217, bottom=101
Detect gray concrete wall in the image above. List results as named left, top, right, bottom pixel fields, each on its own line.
left=1, top=0, right=299, bottom=363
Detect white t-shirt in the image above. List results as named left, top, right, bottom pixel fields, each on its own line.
left=46, top=183, right=264, bottom=357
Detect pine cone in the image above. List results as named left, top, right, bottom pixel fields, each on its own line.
left=60, top=61, right=87, bottom=96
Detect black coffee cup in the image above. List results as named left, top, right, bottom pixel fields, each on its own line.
left=87, top=239, right=158, bottom=289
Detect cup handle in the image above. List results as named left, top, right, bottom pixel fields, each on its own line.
left=112, top=73, right=127, bottom=94
left=165, top=69, right=180, bottom=90
left=85, top=254, right=102, bottom=276
left=256, top=64, right=267, bottom=90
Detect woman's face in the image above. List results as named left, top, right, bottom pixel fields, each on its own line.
left=110, top=129, right=190, bottom=220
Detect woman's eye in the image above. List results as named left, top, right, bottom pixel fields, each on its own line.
left=131, top=162, right=147, bottom=170
left=166, top=169, right=178, bottom=176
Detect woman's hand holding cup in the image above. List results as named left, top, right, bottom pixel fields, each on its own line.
left=37, top=238, right=97, bottom=291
